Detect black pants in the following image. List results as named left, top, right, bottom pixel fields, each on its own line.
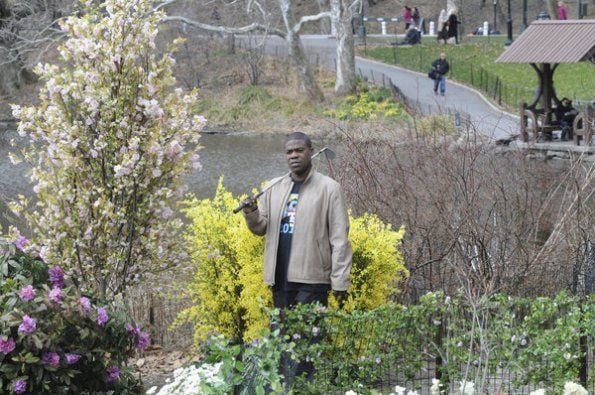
left=273, top=289, right=328, bottom=309
left=272, top=289, right=328, bottom=387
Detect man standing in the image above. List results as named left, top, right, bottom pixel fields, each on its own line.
left=432, top=52, right=450, bottom=96
left=242, top=132, right=352, bottom=309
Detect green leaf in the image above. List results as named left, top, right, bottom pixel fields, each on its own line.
left=32, top=335, right=43, bottom=350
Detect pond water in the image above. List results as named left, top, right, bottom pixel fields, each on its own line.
left=0, top=130, right=333, bottom=232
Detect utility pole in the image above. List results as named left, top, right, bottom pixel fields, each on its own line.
left=492, top=0, right=498, bottom=33
left=522, top=0, right=528, bottom=31
left=505, top=0, right=513, bottom=45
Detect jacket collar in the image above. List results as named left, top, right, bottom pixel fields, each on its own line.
left=284, top=168, right=316, bottom=185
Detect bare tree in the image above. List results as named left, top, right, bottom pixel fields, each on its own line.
left=0, top=0, right=72, bottom=95
left=330, top=0, right=360, bottom=95
left=332, top=122, right=594, bottom=300
left=161, top=0, right=327, bottom=102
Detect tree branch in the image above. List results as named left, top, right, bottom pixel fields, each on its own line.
left=161, top=15, right=285, bottom=38
left=293, top=11, right=331, bottom=34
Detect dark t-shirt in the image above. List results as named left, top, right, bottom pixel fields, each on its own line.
left=274, top=181, right=330, bottom=293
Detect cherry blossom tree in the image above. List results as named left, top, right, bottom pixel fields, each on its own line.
left=10, top=0, right=205, bottom=299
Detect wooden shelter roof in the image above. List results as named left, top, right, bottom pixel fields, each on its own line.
left=496, top=20, right=595, bottom=64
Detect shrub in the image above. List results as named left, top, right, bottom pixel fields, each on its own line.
left=9, top=0, right=205, bottom=299
left=0, top=237, right=147, bottom=394
left=174, top=180, right=408, bottom=345
left=324, top=85, right=407, bottom=121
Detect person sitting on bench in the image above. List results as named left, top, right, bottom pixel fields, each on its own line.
left=554, top=97, right=578, bottom=141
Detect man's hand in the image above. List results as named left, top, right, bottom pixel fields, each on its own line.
left=242, top=197, right=258, bottom=214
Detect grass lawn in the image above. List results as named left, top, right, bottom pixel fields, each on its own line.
left=359, top=36, right=595, bottom=110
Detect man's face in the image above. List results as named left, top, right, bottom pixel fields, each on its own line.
left=285, top=139, right=312, bottom=177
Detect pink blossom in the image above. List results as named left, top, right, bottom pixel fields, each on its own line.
left=0, top=336, right=16, bottom=354
left=105, top=365, right=120, bottom=383
left=42, top=352, right=60, bottom=367
left=137, top=331, right=150, bottom=349
left=18, top=315, right=36, bottom=334
left=12, top=379, right=27, bottom=394
left=14, top=235, right=28, bottom=251
left=18, top=285, right=36, bottom=301
left=80, top=297, right=91, bottom=316
left=97, top=307, right=109, bottom=326
left=49, top=287, right=64, bottom=304
left=65, top=353, right=81, bottom=364
left=48, top=266, right=65, bottom=288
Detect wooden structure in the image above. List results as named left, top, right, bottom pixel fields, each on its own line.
left=496, top=20, right=595, bottom=145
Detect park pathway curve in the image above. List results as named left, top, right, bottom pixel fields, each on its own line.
left=264, top=35, right=520, bottom=140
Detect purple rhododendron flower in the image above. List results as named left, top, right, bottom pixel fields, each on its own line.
left=65, top=353, right=81, bottom=365
left=126, top=323, right=140, bottom=336
left=97, top=307, right=109, bottom=326
left=48, top=266, right=65, bottom=288
left=18, top=315, right=36, bottom=334
left=18, top=284, right=36, bottom=301
left=136, top=331, right=150, bottom=349
left=105, top=365, right=120, bottom=383
left=80, top=297, right=91, bottom=316
left=42, top=352, right=60, bottom=367
left=49, top=287, right=64, bottom=304
left=0, top=336, right=16, bottom=354
left=12, top=379, right=27, bottom=394
left=14, top=235, right=28, bottom=251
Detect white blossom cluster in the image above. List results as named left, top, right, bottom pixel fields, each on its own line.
left=146, top=363, right=223, bottom=395
left=10, top=0, right=205, bottom=297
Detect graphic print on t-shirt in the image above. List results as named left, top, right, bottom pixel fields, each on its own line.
left=280, top=192, right=299, bottom=234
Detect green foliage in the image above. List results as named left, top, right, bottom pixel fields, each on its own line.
left=364, top=40, right=594, bottom=108
left=175, top=180, right=408, bottom=345
left=197, top=292, right=594, bottom=393
left=413, top=115, right=457, bottom=136
left=324, top=84, right=407, bottom=121
left=0, top=238, right=144, bottom=394
left=237, top=85, right=273, bottom=105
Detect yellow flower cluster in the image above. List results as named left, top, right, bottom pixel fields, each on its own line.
left=324, top=89, right=405, bottom=121
left=177, top=180, right=408, bottom=345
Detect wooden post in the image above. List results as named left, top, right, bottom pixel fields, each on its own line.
left=586, top=106, right=593, bottom=146
left=578, top=303, right=588, bottom=387
left=520, top=103, right=528, bottom=143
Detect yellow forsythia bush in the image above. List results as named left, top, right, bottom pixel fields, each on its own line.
left=175, top=180, right=408, bottom=345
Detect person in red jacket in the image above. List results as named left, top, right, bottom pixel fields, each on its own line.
left=557, top=1, right=568, bottom=20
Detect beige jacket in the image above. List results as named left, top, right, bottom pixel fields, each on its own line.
left=244, top=170, right=352, bottom=291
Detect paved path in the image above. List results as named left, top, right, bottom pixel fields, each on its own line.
left=264, top=35, right=520, bottom=140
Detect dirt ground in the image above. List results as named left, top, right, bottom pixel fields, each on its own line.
left=129, top=346, right=198, bottom=391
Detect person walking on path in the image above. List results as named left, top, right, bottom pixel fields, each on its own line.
left=557, top=1, right=568, bottom=20
left=431, top=53, right=450, bottom=96
left=241, top=131, right=352, bottom=379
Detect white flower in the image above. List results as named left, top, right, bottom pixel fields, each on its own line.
left=459, top=381, right=474, bottom=395
left=393, top=386, right=407, bottom=395
left=529, top=390, right=546, bottom=395
left=563, top=382, right=588, bottom=395
left=345, top=391, right=358, bottom=395
left=430, top=378, right=441, bottom=395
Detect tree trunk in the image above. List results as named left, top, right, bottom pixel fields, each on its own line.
left=316, top=0, right=331, bottom=34
left=332, top=0, right=357, bottom=95
left=279, top=0, right=324, bottom=102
